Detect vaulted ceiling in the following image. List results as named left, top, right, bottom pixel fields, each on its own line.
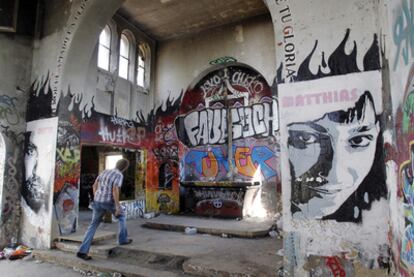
left=118, top=0, right=269, bottom=41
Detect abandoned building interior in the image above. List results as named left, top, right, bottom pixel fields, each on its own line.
left=1, top=0, right=414, bottom=275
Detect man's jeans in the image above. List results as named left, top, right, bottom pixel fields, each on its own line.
left=78, top=202, right=128, bottom=254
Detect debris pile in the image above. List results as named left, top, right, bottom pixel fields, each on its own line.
left=0, top=238, right=32, bottom=260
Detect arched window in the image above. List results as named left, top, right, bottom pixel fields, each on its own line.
left=119, top=33, right=130, bottom=79
left=97, top=25, right=111, bottom=71
left=137, top=43, right=150, bottom=91
left=136, top=45, right=145, bottom=87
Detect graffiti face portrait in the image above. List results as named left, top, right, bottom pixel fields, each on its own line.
left=288, top=92, right=383, bottom=220
left=23, top=132, right=47, bottom=213
left=25, top=140, right=38, bottom=179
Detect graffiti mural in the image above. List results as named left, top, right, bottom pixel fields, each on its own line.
left=209, top=56, right=237, bottom=65
left=278, top=67, right=389, bottom=274
left=26, top=75, right=55, bottom=122
left=82, top=113, right=146, bottom=148
left=0, top=86, right=26, bottom=247
left=21, top=117, right=58, bottom=248
left=79, top=92, right=181, bottom=214
left=183, top=145, right=277, bottom=181
left=0, top=95, right=20, bottom=126
left=280, top=71, right=386, bottom=222
left=136, top=93, right=182, bottom=213
left=306, top=256, right=354, bottom=277
left=401, top=143, right=414, bottom=266
left=112, top=199, right=145, bottom=221
left=174, top=64, right=279, bottom=218
left=135, top=151, right=146, bottom=198
left=146, top=190, right=178, bottom=214
left=288, top=91, right=385, bottom=222
left=393, top=0, right=414, bottom=70
left=176, top=65, right=279, bottom=183
left=22, top=131, right=49, bottom=213
left=54, top=183, right=78, bottom=234
left=52, top=89, right=86, bottom=235
left=182, top=186, right=246, bottom=218
left=394, top=64, right=414, bottom=275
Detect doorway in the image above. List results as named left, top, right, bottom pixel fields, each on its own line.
left=79, top=145, right=146, bottom=217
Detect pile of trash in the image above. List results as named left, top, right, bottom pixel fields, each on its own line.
left=0, top=238, right=32, bottom=260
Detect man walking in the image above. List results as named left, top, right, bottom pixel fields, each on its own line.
left=77, top=158, right=132, bottom=260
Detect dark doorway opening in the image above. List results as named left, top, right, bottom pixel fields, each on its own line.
left=79, top=145, right=141, bottom=209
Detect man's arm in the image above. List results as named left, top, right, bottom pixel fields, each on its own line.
left=92, top=179, right=99, bottom=196
left=112, top=185, right=121, bottom=216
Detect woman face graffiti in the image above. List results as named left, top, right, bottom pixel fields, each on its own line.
left=288, top=92, right=379, bottom=218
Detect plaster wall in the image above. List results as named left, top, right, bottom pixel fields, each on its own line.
left=265, top=0, right=389, bottom=275
left=154, top=14, right=276, bottom=105
left=0, top=34, right=32, bottom=247
left=23, top=0, right=125, bottom=248
left=0, top=0, right=38, bottom=247
left=380, top=0, right=414, bottom=275
left=85, top=14, right=155, bottom=120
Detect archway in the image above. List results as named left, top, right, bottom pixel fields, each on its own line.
left=176, top=62, right=280, bottom=218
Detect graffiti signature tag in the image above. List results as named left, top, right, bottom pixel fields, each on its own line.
left=0, top=95, right=19, bottom=125
left=393, top=0, right=414, bottom=70
left=184, top=146, right=277, bottom=179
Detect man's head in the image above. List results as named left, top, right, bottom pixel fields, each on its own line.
left=116, top=158, right=130, bottom=172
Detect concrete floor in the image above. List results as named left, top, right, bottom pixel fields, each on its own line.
left=2, top=211, right=281, bottom=276
left=0, top=258, right=81, bottom=277
left=21, top=211, right=283, bottom=277
left=1, top=212, right=390, bottom=276
left=76, top=211, right=282, bottom=275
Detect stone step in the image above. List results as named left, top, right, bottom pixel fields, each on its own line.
left=183, top=256, right=280, bottom=277
left=57, top=230, right=116, bottom=243
left=143, top=219, right=271, bottom=238
left=55, top=241, right=117, bottom=259
left=33, top=249, right=183, bottom=277
left=111, top=247, right=187, bottom=271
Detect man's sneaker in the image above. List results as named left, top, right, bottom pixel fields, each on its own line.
left=119, top=239, right=133, bottom=245
left=76, top=252, right=92, bottom=260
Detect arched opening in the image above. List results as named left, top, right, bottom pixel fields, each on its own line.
left=176, top=62, right=279, bottom=218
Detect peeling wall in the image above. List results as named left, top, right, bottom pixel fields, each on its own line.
left=0, top=34, right=31, bottom=248
left=382, top=0, right=414, bottom=275
left=23, top=0, right=125, bottom=247
left=0, top=0, right=37, bottom=247
left=265, top=0, right=389, bottom=275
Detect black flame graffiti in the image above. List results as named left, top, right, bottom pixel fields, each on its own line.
left=27, top=74, right=96, bottom=122
left=136, top=91, right=184, bottom=131
left=277, top=29, right=380, bottom=83
left=26, top=73, right=55, bottom=122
